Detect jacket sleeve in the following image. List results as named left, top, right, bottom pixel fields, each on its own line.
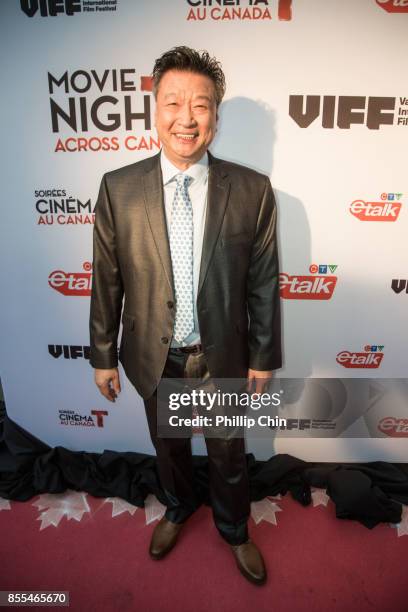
left=246, top=175, right=282, bottom=371
left=89, top=173, right=124, bottom=369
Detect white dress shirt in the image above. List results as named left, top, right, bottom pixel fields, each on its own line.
left=160, top=148, right=209, bottom=348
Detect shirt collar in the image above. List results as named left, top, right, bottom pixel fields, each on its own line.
left=160, top=148, right=208, bottom=186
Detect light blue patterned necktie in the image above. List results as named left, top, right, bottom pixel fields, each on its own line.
left=169, top=173, right=194, bottom=343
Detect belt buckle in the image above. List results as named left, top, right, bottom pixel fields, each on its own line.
left=171, top=343, right=201, bottom=354
left=185, top=344, right=201, bottom=354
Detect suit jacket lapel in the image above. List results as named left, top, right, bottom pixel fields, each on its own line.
left=142, top=151, right=175, bottom=294
left=198, top=150, right=230, bottom=298
left=142, top=149, right=231, bottom=299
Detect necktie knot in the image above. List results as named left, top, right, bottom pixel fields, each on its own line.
left=175, top=173, right=192, bottom=190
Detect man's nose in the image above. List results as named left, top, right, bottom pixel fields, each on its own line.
left=177, top=104, right=196, bottom=126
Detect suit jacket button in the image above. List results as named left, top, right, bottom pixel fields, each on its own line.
left=161, top=337, right=169, bottom=344
left=167, top=301, right=174, bottom=309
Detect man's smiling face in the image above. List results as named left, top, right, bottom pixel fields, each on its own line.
left=154, top=69, right=218, bottom=170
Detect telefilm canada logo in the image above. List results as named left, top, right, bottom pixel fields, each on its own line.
left=279, top=264, right=338, bottom=300
left=375, top=0, right=408, bottom=13
left=35, top=189, right=95, bottom=226
left=48, top=262, right=92, bottom=296
left=49, top=345, right=90, bottom=360
left=289, top=96, right=408, bottom=130
left=48, top=69, right=159, bottom=153
left=185, top=0, right=292, bottom=21
left=336, top=345, right=385, bottom=369
left=349, top=193, right=403, bottom=222
left=20, top=0, right=118, bottom=17
left=59, top=409, right=109, bottom=427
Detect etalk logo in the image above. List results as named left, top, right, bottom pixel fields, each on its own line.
left=336, top=345, right=385, bottom=369
left=280, top=264, right=338, bottom=300
left=350, top=193, right=402, bottom=221
left=48, top=262, right=92, bottom=296
left=376, top=0, right=408, bottom=13
left=378, top=417, right=408, bottom=437
left=350, top=201, right=401, bottom=221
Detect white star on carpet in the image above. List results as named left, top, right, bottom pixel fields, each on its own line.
left=32, top=490, right=90, bottom=530
left=250, top=497, right=282, bottom=525
left=104, top=497, right=138, bottom=517
left=389, top=504, right=408, bottom=537
left=311, top=487, right=330, bottom=507
left=143, top=494, right=166, bottom=525
left=0, top=497, right=11, bottom=511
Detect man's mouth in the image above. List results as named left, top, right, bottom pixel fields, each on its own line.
left=173, top=133, right=198, bottom=141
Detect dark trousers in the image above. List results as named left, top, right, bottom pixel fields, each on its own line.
left=143, top=347, right=250, bottom=546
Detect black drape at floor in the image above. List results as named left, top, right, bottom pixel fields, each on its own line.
left=1, top=414, right=407, bottom=529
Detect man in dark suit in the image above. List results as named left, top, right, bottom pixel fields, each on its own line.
left=89, top=46, right=281, bottom=585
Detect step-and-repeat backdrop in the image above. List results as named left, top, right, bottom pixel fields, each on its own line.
left=1, top=0, right=407, bottom=461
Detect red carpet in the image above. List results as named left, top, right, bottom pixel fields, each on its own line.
left=1, top=490, right=407, bottom=612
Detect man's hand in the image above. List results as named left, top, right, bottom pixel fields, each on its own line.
left=246, top=368, right=273, bottom=394
left=94, top=368, right=121, bottom=402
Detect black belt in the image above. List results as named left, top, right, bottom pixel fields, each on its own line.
left=170, top=343, right=202, bottom=354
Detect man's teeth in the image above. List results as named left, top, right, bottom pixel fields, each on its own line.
left=175, top=134, right=196, bottom=140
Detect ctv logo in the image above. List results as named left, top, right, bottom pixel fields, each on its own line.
left=350, top=193, right=402, bottom=221
left=336, top=345, right=384, bottom=369
left=48, top=261, right=92, bottom=296
left=376, top=0, right=408, bottom=13
left=279, top=264, right=338, bottom=300
left=378, top=417, right=408, bottom=437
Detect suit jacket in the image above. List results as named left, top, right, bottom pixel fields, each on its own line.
left=89, top=149, right=282, bottom=400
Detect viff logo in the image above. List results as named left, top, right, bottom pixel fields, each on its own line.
left=375, top=0, right=408, bottom=13
left=336, top=345, right=385, bottom=369
left=279, top=264, right=338, bottom=300
left=48, top=261, right=92, bottom=296
left=21, top=0, right=82, bottom=16
left=49, top=345, right=90, bottom=359
left=391, top=279, right=408, bottom=294
left=350, top=193, right=402, bottom=222
left=21, top=0, right=118, bottom=16
left=289, top=96, right=408, bottom=129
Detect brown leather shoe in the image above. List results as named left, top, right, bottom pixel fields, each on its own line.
left=149, top=516, right=185, bottom=560
left=230, top=539, right=267, bottom=585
